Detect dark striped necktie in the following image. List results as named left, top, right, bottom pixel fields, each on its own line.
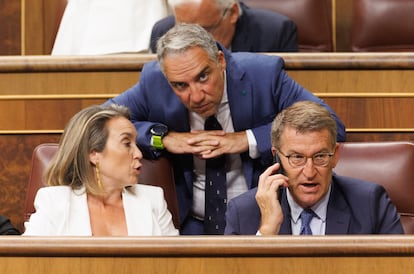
left=204, top=115, right=227, bottom=235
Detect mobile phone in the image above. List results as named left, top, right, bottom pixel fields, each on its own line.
left=273, top=153, right=285, bottom=202
left=273, top=153, right=285, bottom=175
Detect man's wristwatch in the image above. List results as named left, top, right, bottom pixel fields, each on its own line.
left=150, top=124, right=168, bottom=150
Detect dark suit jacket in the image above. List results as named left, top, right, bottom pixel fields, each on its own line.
left=224, top=174, right=404, bottom=235
left=150, top=2, right=298, bottom=53
left=106, top=45, right=346, bottom=229
left=0, top=215, right=20, bottom=235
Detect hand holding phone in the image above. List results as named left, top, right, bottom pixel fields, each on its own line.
left=256, top=153, right=287, bottom=235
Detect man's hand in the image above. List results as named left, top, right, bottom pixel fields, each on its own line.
left=162, top=130, right=249, bottom=158
left=255, top=163, right=289, bottom=235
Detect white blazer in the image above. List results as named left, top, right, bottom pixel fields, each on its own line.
left=23, top=184, right=178, bottom=236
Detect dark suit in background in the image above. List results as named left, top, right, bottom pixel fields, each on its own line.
left=225, top=174, right=404, bottom=235
left=150, top=2, right=298, bottom=53
left=0, top=215, right=20, bottom=235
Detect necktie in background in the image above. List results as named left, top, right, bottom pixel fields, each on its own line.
left=300, top=208, right=314, bottom=235
left=204, top=115, right=227, bottom=234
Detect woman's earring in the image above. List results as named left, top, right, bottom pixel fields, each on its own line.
left=95, top=162, right=104, bottom=190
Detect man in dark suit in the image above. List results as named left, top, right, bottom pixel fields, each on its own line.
left=150, top=0, right=297, bottom=53
left=0, top=215, right=20, bottom=235
left=225, top=101, right=404, bottom=235
left=106, top=23, right=345, bottom=235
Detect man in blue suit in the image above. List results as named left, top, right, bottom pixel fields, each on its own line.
left=225, top=101, right=403, bottom=235
left=150, top=0, right=298, bottom=53
left=106, top=23, right=346, bottom=235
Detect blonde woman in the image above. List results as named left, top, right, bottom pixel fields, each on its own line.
left=24, top=104, right=178, bottom=236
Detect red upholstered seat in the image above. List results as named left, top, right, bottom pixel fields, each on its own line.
left=352, top=0, right=414, bottom=52
left=243, top=0, right=334, bottom=52
left=334, top=141, right=414, bottom=234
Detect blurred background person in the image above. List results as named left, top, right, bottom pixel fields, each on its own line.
left=150, top=0, right=297, bottom=53
left=52, top=0, right=170, bottom=55
left=0, top=215, right=20, bottom=235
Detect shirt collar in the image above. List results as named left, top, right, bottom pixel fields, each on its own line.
left=287, top=183, right=331, bottom=224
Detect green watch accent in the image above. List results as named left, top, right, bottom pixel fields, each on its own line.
left=150, top=124, right=168, bottom=150
left=152, top=134, right=164, bottom=150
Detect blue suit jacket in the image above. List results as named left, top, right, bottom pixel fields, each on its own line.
left=224, top=174, right=404, bottom=235
left=106, top=46, right=346, bottom=227
left=150, top=2, right=298, bottom=53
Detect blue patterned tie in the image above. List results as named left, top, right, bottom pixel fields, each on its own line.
left=204, top=116, right=227, bottom=235
left=300, top=209, right=314, bottom=235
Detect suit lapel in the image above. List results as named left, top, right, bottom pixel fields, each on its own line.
left=325, top=181, right=351, bottom=234
left=70, top=188, right=93, bottom=235
left=123, top=186, right=155, bottom=236
left=222, top=48, right=255, bottom=188
left=224, top=49, right=253, bottom=132
left=279, top=190, right=293, bottom=234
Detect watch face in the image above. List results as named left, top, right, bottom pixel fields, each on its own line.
left=151, top=124, right=168, bottom=136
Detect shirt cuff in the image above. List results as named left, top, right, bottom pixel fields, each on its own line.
left=246, top=129, right=260, bottom=159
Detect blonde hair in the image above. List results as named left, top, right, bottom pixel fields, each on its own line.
left=45, top=104, right=130, bottom=195
left=168, top=0, right=238, bottom=11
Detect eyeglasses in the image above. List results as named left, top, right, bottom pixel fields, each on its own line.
left=278, top=150, right=334, bottom=168
left=202, top=7, right=230, bottom=33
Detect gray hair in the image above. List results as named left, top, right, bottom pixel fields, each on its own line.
left=168, top=0, right=239, bottom=12
left=271, top=101, right=337, bottom=149
left=156, top=23, right=219, bottom=71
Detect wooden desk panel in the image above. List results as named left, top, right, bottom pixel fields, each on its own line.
left=0, top=71, right=136, bottom=95
left=2, top=53, right=414, bottom=95
left=2, top=257, right=414, bottom=274
left=0, top=98, right=106, bottom=130
left=1, top=53, right=414, bottom=133
left=1, top=96, right=413, bottom=131
left=1, top=236, right=414, bottom=274
left=322, top=96, right=414, bottom=128
left=289, top=70, right=414, bottom=93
